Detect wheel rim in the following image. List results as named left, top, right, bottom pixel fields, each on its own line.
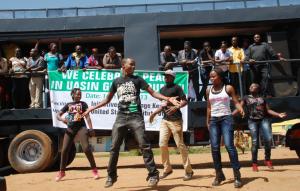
left=17, top=139, right=43, bottom=165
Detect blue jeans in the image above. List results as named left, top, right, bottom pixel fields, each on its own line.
left=248, top=118, right=272, bottom=164
left=209, top=115, right=240, bottom=170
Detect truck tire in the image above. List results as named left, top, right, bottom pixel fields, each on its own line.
left=296, top=149, right=300, bottom=159
left=0, top=146, right=5, bottom=167
left=0, top=177, right=6, bottom=191
left=8, top=130, right=54, bottom=173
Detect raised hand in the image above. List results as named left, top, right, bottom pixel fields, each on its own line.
left=168, top=96, right=180, bottom=106
left=165, top=106, right=179, bottom=116
left=278, top=112, right=287, bottom=119
left=239, top=108, right=245, bottom=118
left=82, top=106, right=95, bottom=117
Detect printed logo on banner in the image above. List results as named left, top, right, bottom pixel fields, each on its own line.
left=48, top=70, right=188, bottom=131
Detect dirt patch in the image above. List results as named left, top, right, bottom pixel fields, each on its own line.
left=5, top=147, right=300, bottom=191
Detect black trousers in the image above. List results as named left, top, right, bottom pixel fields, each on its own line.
left=107, top=112, right=159, bottom=179
left=190, top=70, right=201, bottom=101
left=229, top=72, right=241, bottom=96
left=60, top=127, right=96, bottom=171
left=251, top=65, right=274, bottom=97
left=199, top=66, right=212, bottom=101
left=11, top=78, right=30, bottom=108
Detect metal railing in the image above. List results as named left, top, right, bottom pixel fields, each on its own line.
left=172, top=58, right=300, bottom=99
left=0, top=0, right=299, bottom=19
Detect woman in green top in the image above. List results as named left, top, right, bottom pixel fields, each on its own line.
left=44, top=43, right=63, bottom=71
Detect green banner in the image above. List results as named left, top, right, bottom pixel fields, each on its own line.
left=48, top=70, right=188, bottom=93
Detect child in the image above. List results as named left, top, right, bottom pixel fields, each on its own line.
left=234, top=83, right=287, bottom=171
left=55, top=88, right=99, bottom=181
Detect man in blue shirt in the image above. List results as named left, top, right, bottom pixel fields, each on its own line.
left=64, top=45, right=88, bottom=70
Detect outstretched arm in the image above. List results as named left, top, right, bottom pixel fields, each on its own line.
left=226, top=85, right=245, bottom=118
left=232, top=100, right=245, bottom=116
left=82, top=92, right=115, bottom=116
left=266, top=104, right=287, bottom=118
left=145, top=86, right=180, bottom=106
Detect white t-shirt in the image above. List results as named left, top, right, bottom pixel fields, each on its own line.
left=214, top=49, right=232, bottom=72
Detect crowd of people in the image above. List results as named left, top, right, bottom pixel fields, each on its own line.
left=0, top=44, right=122, bottom=109
left=159, top=34, right=285, bottom=101
left=0, top=33, right=288, bottom=109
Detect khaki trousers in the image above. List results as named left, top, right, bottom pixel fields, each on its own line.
left=159, top=119, right=192, bottom=174
left=29, top=77, right=43, bottom=108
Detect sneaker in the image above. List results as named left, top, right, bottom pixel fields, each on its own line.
left=148, top=176, right=159, bottom=187
left=159, top=170, right=173, bottom=179
left=264, top=160, right=274, bottom=169
left=55, top=171, right=65, bottom=182
left=252, top=163, right=259, bottom=172
left=233, top=169, right=242, bottom=188
left=104, top=176, right=117, bottom=188
left=92, top=168, right=100, bottom=180
left=212, top=170, right=226, bottom=186
left=183, top=171, right=194, bottom=181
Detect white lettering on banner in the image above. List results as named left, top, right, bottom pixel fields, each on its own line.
left=103, top=82, right=112, bottom=91
left=62, top=70, right=78, bottom=80
left=50, top=81, right=63, bottom=89
left=148, top=83, right=165, bottom=92
left=82, top=71, right=121, bottom=81
left=66, top=81, right=99, bottom=91
left=143, top=73, right=164, bottom=82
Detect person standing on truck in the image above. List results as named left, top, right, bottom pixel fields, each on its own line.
left=229, top=37, right=245, bottom=97
left=0, top=49, right=11, bottom=109
left=199, top=41, right=214, bottom=101
left=83, top=58, right=180, bottom=188
left=233, top=83, right=287, bottom=171
left=102, top=46, right=122, bottom=69
left=64, top=45, right=88, bottom=70
left=247, top=34, right=285, bottom=97
left=214, top=41, right=233, bottom=84
left=178, top=41, right=200, bottom=101
left=44, top=43, right=64, bottom=71
left=159, top=45, right=178, bottom=71
left=55, top=88, right=99, bottom=182
left=149, top=69, right=194, bottom=181
left=206, top=68, right=245, bottom=188
left=9, top=47, right=30, bottom=109
left=87, top=48, right=103, bottom=70
left=26, top=48, right=46, bottom=108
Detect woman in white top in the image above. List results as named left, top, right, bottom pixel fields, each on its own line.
left=9, top=47, right=30, bottom=108
left=206, top=68, right=244, bottom=188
